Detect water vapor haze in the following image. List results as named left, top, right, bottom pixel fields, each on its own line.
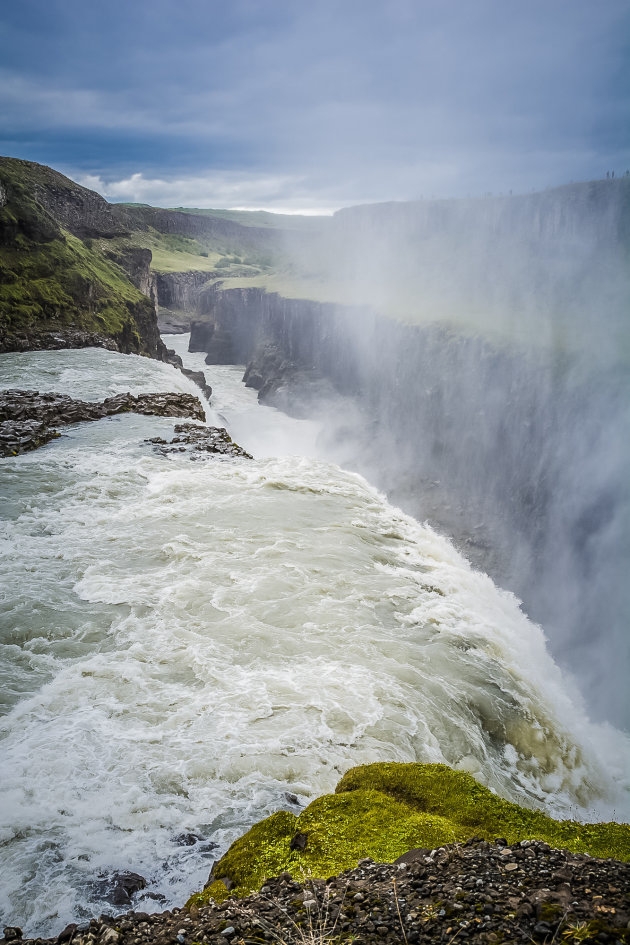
left=272, top=180, right=630, bottom=729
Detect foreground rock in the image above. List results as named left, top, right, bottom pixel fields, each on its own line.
left=8, top=840, right=630, bottom=945
left=0, top=389, right=205, bottom=456
left=147, top=423, right=252, bottom=459
left=195, top=764, right=629, bottom=907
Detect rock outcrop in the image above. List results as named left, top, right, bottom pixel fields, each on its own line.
left=162, top=348, right=213, bottom=400
left=0, top=388, right=206, bottom=456
left=192, top=763, right=629, bottom=908
left=147, top=423, right=252, bottom=459
left=155, top=271, right=214, bottom=331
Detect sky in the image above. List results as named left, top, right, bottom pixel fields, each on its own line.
left=0, top=0, right=628, bottom=213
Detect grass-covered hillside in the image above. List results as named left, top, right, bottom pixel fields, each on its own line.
left=0, top=156, right=317, bottom=347
left=0, top=157, right=161, bottom=354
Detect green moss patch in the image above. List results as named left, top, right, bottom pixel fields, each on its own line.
left=186, top=763, right=630, bottom=908
left=0, top=230, right=153, bottom=347
left=336, top=763, right=630, bottom=861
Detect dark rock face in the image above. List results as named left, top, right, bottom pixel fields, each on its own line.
left=0, top=389, right=205, bottom=457
left=8, top=840, right=630, bottom=945
left=108, top=247, right=158, bottom=304
left=162, top=348, right=213, bottom=401
left=0, top=318, right=166, bottom=361
left=155, top=272, right=214, bottom=331
left=0, top=331, right=121, bottom=355
left=190, top=289, right=365, bottom=399
left=242, top=341, right=338, bottom=418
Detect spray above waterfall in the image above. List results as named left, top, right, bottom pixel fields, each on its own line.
left=190, top=180, right=630, bottom=729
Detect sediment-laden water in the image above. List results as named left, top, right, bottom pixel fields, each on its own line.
left=1, top=340, right=628, bottom=936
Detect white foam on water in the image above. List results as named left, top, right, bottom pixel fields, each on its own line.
left=164, top=334, right=323, bottom=458
left=1, top=347, right=628, bottom=936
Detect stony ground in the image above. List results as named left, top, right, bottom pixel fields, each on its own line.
left=7, top=840, right=629, bottom=945
left=147, top=423, right=252, bottom=458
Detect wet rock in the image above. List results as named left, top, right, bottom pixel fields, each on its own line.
left=0, top=389, right=205, bottom=457
left=181, top=369, right=212, bottom=401
left=289, top=832, right=308, bottom=852
left=56, top=924, right=78, bottom=943
left=173, top=833, right=205, bottom=847
left=0, top=331, right=121, bottom=355
left=93, top=871, right=147, bottom=907
left=147, top=423, right=252, bottom=459
left=98, top=931, right=119, bottom=945
left=0, top=418, right=61, bottom=455
left=162, top=349, right=213, bottom=401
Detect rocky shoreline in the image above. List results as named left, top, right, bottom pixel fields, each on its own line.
left=0, top=388, right=206, bottom=457
left=5, top=839, right=629, bottom=945
left=0, top=388, right=254, bottom=459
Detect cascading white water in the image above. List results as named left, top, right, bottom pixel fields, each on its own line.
left=1, top=342, right=628, bottom=937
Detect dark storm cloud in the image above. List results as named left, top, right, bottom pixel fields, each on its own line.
left=0, top=0, right=628, bottom=209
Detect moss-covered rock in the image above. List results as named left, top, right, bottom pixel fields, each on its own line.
left=186, top=763, right=630, bottom=908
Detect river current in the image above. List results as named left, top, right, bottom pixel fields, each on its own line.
left=1, top=337, right=628, bottom=936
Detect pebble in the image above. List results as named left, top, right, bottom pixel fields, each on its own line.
left=6, top=840, right=630, bottom=945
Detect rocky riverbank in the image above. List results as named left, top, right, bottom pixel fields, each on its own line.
left=5, top=839, right=629, bottom=945
left=0, top=388, right=206, bottom=456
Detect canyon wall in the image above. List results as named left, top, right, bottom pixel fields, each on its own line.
left=191, top=285, right=630, bottom=728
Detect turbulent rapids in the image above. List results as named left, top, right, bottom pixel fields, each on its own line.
left=1, top=340, right=629, bottom=937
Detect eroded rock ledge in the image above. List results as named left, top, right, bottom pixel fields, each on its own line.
left=147, top=423, right=252, bottom=459
left=1, top=330, right=122, bottom=355
left=0, top=389, right=205, bottom=457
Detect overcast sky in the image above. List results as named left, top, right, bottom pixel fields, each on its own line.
left=0, top=0, right=628, bottom=212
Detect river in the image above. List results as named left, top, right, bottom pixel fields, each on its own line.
left=1, top=337, right=628, bottom=936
